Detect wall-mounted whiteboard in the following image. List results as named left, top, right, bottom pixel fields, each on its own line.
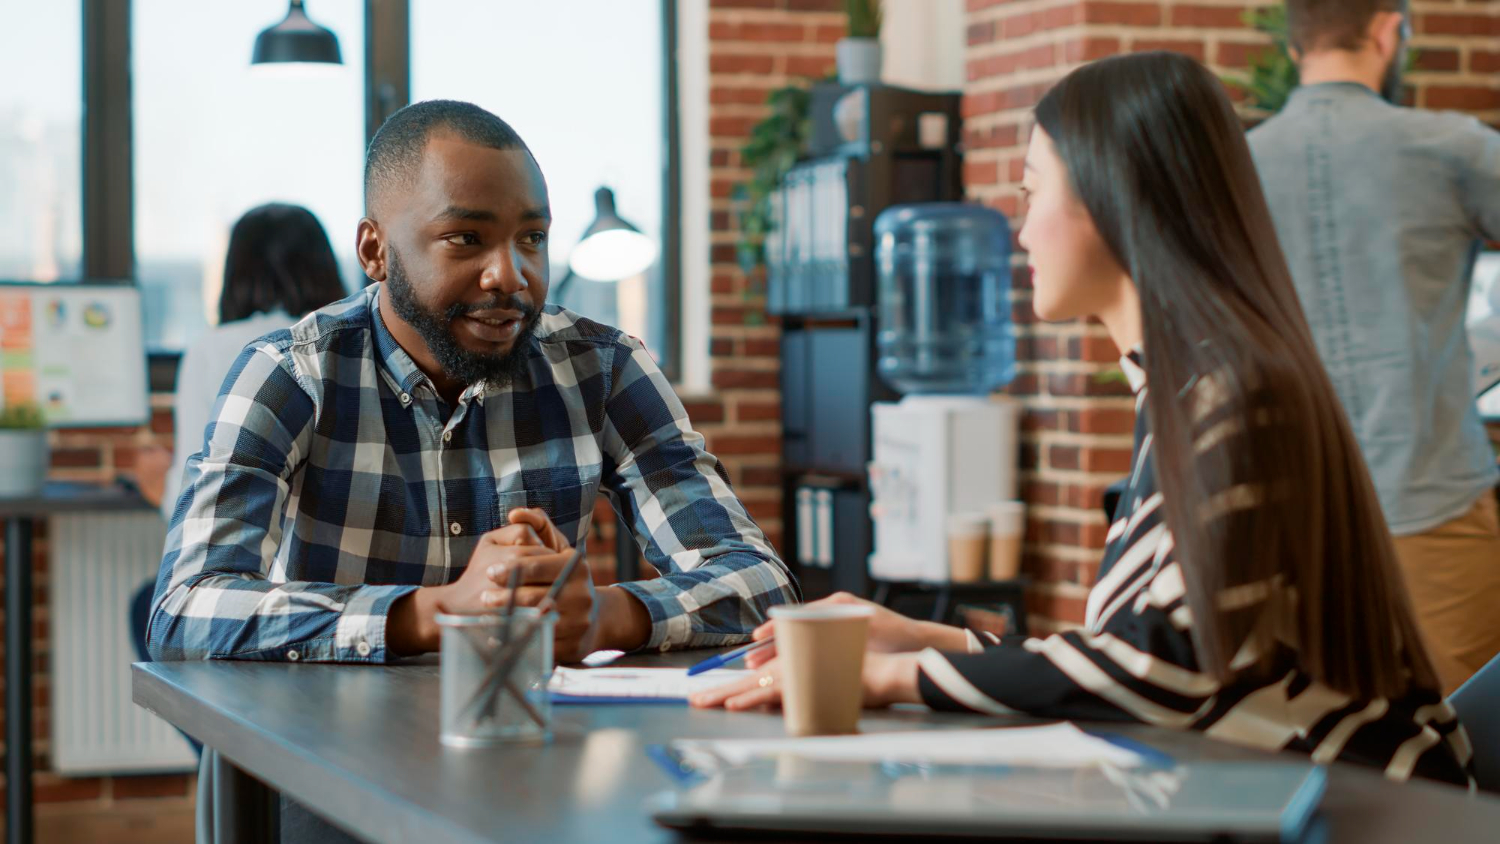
left=0, top=282, right=149, bottom=428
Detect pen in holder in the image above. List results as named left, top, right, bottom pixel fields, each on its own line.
left=438, top=607, right=554, bottom=747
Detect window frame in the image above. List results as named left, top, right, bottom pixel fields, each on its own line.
left=80, top=0, right=682, bottom=383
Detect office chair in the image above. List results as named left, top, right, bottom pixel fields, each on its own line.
left=1450, top=650, right=1500, bottom=793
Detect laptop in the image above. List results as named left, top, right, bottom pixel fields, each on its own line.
left=649, top=755, right=1327, bottom=843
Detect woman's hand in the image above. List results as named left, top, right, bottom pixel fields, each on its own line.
left=689, top=651, right=924, bottom=711
left=741, top=592, right=970, bottom=670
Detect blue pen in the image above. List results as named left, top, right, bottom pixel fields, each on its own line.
left=685, top=637, right=776, bottom=676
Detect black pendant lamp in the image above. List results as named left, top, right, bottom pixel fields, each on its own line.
left=252, top=0, right=343, bottom=66
left=567, top=187, right=658, bottom=282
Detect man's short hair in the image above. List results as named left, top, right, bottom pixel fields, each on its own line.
left=363, top=99, right=530, bottom=215
left=1285, top=0, right=1408, bottom=54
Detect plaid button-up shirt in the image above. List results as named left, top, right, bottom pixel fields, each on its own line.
left=148, top=285, right=797, bottom=662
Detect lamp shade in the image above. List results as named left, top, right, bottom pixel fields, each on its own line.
left=252, top=0, right=342, bottom=66
left=568, top=187, right=658, bottom=282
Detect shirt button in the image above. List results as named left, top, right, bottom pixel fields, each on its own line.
left=287, top=650, right=300, bottom=662
left=399, top=392, right=412, bottom=406
left=450, top=521, right=462, bottom=536
left=355, top=641, right=372, bottom=657
left=659, top=642, right=671, bottom=653
left=442, top=430, right=453, bottom=444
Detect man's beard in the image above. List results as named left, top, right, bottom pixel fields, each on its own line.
left=384, top=246, right=541, bottom=391
left=1380, top=47, right=1406, bottom=104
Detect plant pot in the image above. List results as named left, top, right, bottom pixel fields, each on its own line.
left=837, top=37, right=883, bottom=86
left=0, top=429, right=48, bottom=498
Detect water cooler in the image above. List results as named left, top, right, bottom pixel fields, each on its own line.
left=867, top=204, right=1020, bottom=583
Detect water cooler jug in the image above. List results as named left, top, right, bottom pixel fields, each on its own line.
left=867, top=204, right=1020, bottom=583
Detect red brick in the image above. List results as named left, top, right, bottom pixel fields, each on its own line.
left=1413, top=48, right=1461, bottom=73
left=710, top=273, right=737, bottom=295
left=742, top=497, right=781, bottom=520
left=1082, top=521, right=1110, bottom=549
left=743, top=337, right=780, bottom=357
left=1075, top=407, right=1136, bottom=435
left=1026, top=588, right=1088, bottom=625
left=112, top=774, right=192, bottom=800
left=712, top=369, right=780, bottom=390
left=1424, top=85, right=1500, bottom=111
left=1021, top=409, right=1063, bottom=433
left=682, top=400, right=726, bottom=424
left=1083, top=1, right=1164, bottom=27
left=50, top=447, right=102, bottom=469
left=712, top=306, right=752, bottom=325
left=1130, top=39, right=1207, bottom=62
left=812, top=24, right=845, bottom=44
left=150, top=409, right=174, bottom=435
left=709, top=53, right=775, bottom=75
left=736, top=400, right=782, bottom=422
left=1072, top=334, right=1122, bottom=363
left=709, top=116, right=759, bottom=139
left=1169, top=4, right=1247, bottom=28
left=1064, top=36, right=1123, bottom=63
left=710, top=85, right=777, bottom=106
left=707, top=434, right=781, bottom=455
left=1081, top=446, right=1133, bottom=474
left=1023, top=480, right=1063, bottom=506
left=709, top=148, right=731, bottom=168
left=1048, top=444, right=1081, bottom=470
left=785, top=0, right=841, bottom=10
left=784, top=55, right=836, bottom=77
left=1417, top=13, right=1500, bottom=37
left=710, top=244, right=739, bottom=264
left=709, top=22, right=807, bottom=42
left=964, top=160, right=999, bottom=185
left=1215, top=39, right=1265, bottom=69
left=709, top=338, right=734, bottom=357
left=741, top=466, right=783, bottom=487
left=1471, top=50, right=1500, bottom=74
left=35, top=773, right=103, bottom=803
left=1006, top=372, right=1041, bottom=396
left=968, top=21, right=996, bottom=45
left=963, top=123, right=1021, bottom=150
left=710, top=0, right=777, bottom=8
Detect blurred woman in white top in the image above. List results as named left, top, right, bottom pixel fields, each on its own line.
left=136, top=203, right=349, bottom=517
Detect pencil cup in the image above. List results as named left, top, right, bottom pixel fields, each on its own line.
left=438, top=608, right=554, bottom=747
left=770, top=604, right=873, bottom=736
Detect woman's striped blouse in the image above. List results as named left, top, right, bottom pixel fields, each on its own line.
left=915, top=354, right=1475, bottom=787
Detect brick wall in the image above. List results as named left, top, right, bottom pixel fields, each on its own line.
left=963, top=0, right=1500, bottom=633
left=0, top=398, right=195, bottom=839
left=690, top=0, right=848, bottom=554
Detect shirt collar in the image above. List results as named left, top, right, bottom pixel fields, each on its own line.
left=369, top=285, right=434, bottom=399
left=1119, top=347, right=1147, bottom=394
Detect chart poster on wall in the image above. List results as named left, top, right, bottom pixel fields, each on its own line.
left=0, top=283, right=149, bottom=428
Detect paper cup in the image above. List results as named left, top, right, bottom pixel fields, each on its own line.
left=947, top=512, right=990, bottom=583
left=768, top=604, right=873, bottom=736
left=986, top=501, right=1025, bottom=581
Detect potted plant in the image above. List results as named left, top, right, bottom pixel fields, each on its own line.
left=838, top=0, right=883, bottom=86
left=736, top=83, right=813, bottom=275
left=0, top=403, right=47, bottom=498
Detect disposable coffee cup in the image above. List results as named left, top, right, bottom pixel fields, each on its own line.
left=946, top=512, right=990, bottom=583
left=986, top=501, right=1025, bottom=581
left=768, top=604, right=873, bottom=736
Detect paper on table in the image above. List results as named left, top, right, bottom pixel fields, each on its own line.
left=673, top=723, right=1144, bottom=768
left=548, top=666, right=752, bottom=700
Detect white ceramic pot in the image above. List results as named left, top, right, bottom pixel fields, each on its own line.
left=836, top=37, right=883, bottom=86
left=0, top=429, right=48, bottom=498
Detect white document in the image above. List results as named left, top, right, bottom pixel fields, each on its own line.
left=673, top=722, right=1143, bottom=769
left=548, top=666, right=751, bottom=700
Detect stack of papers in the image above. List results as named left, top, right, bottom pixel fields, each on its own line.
left=672, top=723, right=1146, bottom=768
left=548, top=667, right=751, bottom=703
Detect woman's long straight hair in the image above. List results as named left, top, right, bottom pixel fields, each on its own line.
left=1034, top=52, right=1437, bottom=699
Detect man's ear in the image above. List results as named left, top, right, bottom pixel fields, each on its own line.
left=1370, top=11, right=1405, bottom=62
left=356, top=218, right=387, bottom=282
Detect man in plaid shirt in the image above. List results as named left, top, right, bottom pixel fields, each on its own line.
left=148, top=100, right=798, bottom=664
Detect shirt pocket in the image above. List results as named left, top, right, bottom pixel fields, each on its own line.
left=495, top=480, right=600, bottom=547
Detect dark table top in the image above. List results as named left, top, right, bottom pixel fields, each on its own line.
left=132, top=652, right=1500, bottom=844
left=0, top=480, right=150, bottom=516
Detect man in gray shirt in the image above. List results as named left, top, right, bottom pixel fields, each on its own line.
left=1249, top=0, right=1500, bottom=693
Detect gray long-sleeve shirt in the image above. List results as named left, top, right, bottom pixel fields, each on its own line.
left=1248, top=82, right=1500, bottom=535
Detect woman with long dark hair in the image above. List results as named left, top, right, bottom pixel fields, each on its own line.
left=137, top=203, right=348, bottom=517
left=694, top=52, right=1473, bottom=786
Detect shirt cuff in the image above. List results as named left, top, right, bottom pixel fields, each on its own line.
left=335, top=584, right=419, bottom=663
left=614, top=579, right=697, bottom=651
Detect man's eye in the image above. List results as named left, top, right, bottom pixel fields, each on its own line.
left=522, top=232, right=548, bottom=246
left=443, top=233, right=479, bottom=246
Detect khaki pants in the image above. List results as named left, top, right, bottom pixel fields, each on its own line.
left=1391, top=491, right=1500, bottom=696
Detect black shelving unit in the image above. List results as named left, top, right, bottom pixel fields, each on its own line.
left=771, top=83, right=963, bottom=600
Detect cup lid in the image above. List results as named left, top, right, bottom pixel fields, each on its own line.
left=769, top=604, right=876, bottom=621
left=946, top=512, right=990, bottom=534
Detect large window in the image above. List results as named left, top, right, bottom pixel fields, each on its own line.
left=412, top=0, right=670, bottom=368
left=132, top=0, right=364, bottom=350
left=0, top=0, right=82, bottom=281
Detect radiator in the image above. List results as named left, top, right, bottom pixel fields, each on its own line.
left=49, top=512, right=197, bottom=775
